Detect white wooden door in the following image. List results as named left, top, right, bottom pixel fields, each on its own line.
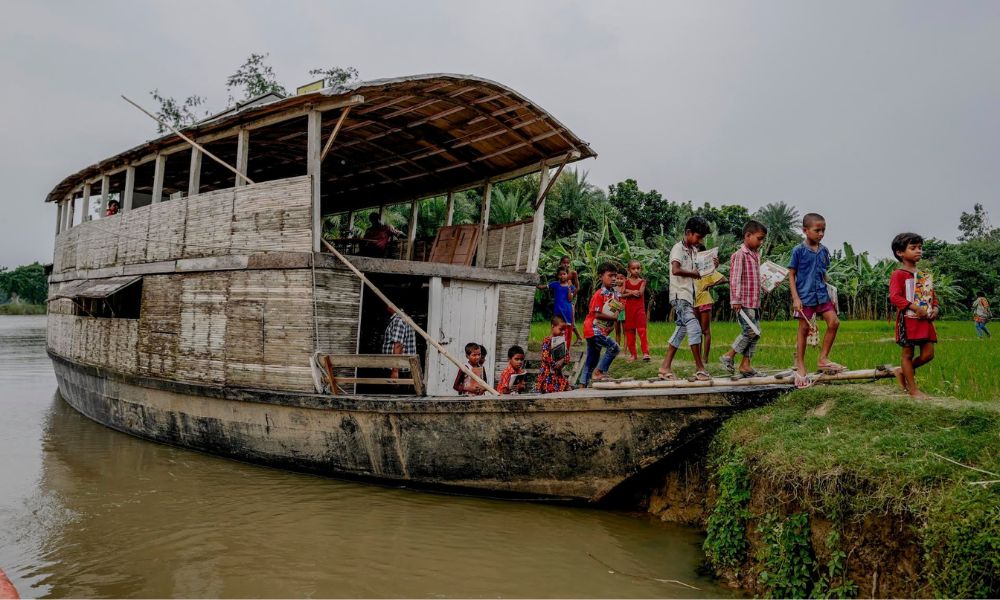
left=425, top=277, right=499, bottom=396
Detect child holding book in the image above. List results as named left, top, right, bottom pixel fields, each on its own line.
left=788, top=213, right=845, bottom=388
left=580, top=262, right=622, bottom=386
left=498, top=345, right=528, bottom=394
left=623, top=259, right=651, bottom=362
left=453, top=342, right=489, bottom=395
left=693, top=244, right=727, bottom=366
left=720, top=221, right=768, bottom=378
left=614, top=269, right=627, bottom=345
left=537, top=266, right=576, bottom=348
left=536, top=315, right=572, bottom=393
left=659, top=217, right=715, bottom=381
left=889, top=233, right=939, bottom=397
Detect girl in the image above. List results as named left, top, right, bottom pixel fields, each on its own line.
left=694, top=244, right=727, bottom=366
left=535, top=315, right=572, bottom=393
left=622, top=259, right=651, bottom=361
left=888, top=233, right=938, bottom=397
left=614, top=269, right=627, bottom=345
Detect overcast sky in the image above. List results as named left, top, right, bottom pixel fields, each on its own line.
left=2, top=0, right=998, bottom=268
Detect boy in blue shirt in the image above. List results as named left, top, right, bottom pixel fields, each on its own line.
left=788, top=213, right=844, bottom=387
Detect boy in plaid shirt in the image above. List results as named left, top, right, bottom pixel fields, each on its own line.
left=720, top=220, right=768, bottom=378
left=382, top=306, right=416, bottom=379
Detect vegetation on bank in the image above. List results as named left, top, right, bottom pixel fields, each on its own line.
left=0, top=303, right=46, bottom=315
left=705, top=387, right=999, bottom=598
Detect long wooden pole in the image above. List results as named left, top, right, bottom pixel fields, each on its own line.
left=321, top=239, right=500, bottom=395
left=320, top=105, right=352, bottom=162
left=593, top=368, right=896, bottom=390
left=121, top=95, right=256, bottom=186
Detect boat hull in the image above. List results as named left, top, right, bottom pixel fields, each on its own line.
left=51, top=351, right=787, bottom=502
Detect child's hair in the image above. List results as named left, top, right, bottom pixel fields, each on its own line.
left=556, top=265, right=567, bottom=275
left=685, top=216, right=711, bottom=236
left=803, top=213, right=825, bottom=227
left=507, top=345, right=525, bottom=359
left=479, top=344, right=488, bottom=359
left=560, top=255, right=570, bottom=262
left=891, top=232, right=924, bottom=261
left=598, top=262, right=617, bottom=276
left=464, top=342, right=480, bottom=356
left=978, top=291, right=986, bottom=298
left=109, top=199, right=120, bottom=206
left=627, top=259, right=641, bottom=269
left=743, top=220, right=768, bottom=237
left=551, top=314, right=566, bottom=326
left=368, top=212, right=381, bottom=225
left=696, top=243, right=707, bottom=252
left=618, top=266, right=628, bottom=275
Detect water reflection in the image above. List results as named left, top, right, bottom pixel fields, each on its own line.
left=0, top=316, right=737, bottom=598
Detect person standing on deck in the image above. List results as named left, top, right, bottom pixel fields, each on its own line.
left=382, top=306, right=416, bottom=380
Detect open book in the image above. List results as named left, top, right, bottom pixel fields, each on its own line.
left=695, top=247, right=719, bottom=277
left=904, top=271, right=934, bottom=318
left=508, top=371, right=529, bottom=391
left=549, top=335, right=567, bottom=362
left=599, top=297, right=625, bottom=320
left=759, top=261, right=789, bottom=293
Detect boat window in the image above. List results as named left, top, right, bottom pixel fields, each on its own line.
left=64, top=276, right=144, bottom=319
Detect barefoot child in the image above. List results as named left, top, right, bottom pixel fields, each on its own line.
left=721, top=221, right=768, bottom=379
left=537, top=266, right=576, bottom=348
left=498, top=345, right=527, bottom=394
left=623, top=259, right=651, bottom=361
left=889, top=233, right=939, bottom=397
left=581, top=263, right=621, bottom=386
left=535, top=316, right=573, bottom=393
left=559, top=256, right=585, bottom=341
left=694, top=244, right=727, bottom=366
left=788, top=213, right=844, bottom=387
left=614, top=269, right=627, bottom=345
left=659, top=217, right=715, bottom=381
left=453, top=342, right=489, bottom=395
left=973, top=292, right=992, bottom=339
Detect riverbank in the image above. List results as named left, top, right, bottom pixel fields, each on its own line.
left=529, top=320, right=999, bottom=597
left=0, top=304, right=45, bottom=316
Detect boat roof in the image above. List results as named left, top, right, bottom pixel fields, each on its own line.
left=46, top=73, right=597, bottom=212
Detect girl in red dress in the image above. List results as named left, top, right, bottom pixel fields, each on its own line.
left=888, top=233, right=938, bottom=397
left=623, top=259, right=651, bottom=361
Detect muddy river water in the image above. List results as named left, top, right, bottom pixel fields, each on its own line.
left=0, top=315, right=735, bottom=598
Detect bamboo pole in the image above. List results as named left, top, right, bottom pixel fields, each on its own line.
left=593, top=368, right=896, bottom=390
left=121, top=95, right=255, bottom=186
left=320, top=105, right=352, bottom=162
left=321, top=238, right=500, bottom=395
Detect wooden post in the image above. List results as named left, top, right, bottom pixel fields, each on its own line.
left=60, top=199, right=69, bottom=231
left=306, top=110, right=322, bottom=252
left=66, top=196, right=76, bottom=228
left=407, top=200, right=419, bottom=260
left=444, top=190, right=455, bottom=226
left=81, top=182, right=92, bottom=222
left=497, top=226, right=507, bottom=268
left=123, top=165, right=135, bottom=212
left=151, top=153, right=166, bottom=203
left=55, top=201, right=63, bottom=234
left=100, top=174, right=110, bottom=217
left=527, top=165, right=549, bottom=273
left=475, top=182, right=492, bottom=267
left=235, top=128, right=249, bottom=188
left=188, top=147, right=202, bottom=197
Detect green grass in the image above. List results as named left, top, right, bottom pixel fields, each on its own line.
left=0, top=303, right=46, bottom=315
left=530, top=319, right=999, bottom=402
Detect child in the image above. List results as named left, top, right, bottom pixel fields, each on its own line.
left=889, top=233, right=939, bottom=397
left=580, top=262, right=622, bottom=386
left=453, top=342, right=489, bottom=395
left=536, top=315, right=572, bottom=393
left=659, top=217, right=714, bottom=381
left=973, top=292, right=992, bottom=339
left=614, top=269, right=627, bottom=345
left=498, top=345, right=527, bottom=394
left=720, top=220, right=769, bottom=378
left=537, top=266, right=576, bottom=348
left=788, top=213, right=844, bottom=387
left=559, top=256, right=585, bottom=341
left=623, top=259, right=651, bottom=362
left=693, top=244, right=727, bottom=367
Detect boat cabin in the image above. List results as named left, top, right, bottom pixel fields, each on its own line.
left=45, top=74, right=595, bottom=396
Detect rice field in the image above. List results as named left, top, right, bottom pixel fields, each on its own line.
left=529, top=319, right=999, bottom=402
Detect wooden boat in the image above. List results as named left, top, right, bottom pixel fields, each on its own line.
left=46, top=73, right=804, bottom=502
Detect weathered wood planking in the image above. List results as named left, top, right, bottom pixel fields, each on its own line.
left=314, top=269, right=363, bottom=392
left=52, top=176, right=312, bottom=274
left=484, top=220, right=532, bottom=272
left=493, top=284, right=535, bottom=382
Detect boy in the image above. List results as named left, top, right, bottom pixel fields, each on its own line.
left=382, top=306, right=417, bottom=380
left=788, top=213, right=844, bottom=387
left=721, top=220, right=768, bottom=378
left=498, top=345, right=528, bottom=394
left=453, top=342, right=489, bottom=395
left=537, top=266, right=576, bottom=348
left=659, top=217, right=714, bottom=381
left=580, top=262, right=621, bottom=386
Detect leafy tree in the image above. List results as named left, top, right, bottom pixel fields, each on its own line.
left=226, top=52, right=287, bottom=103
left=489, top=187, right=533, bottom=225
left=0, top=263, right=48, bottom=305
left=148, top=90, right=206, bottom=133
left=542, top=169, right=614, bottom=240
left=309, top=66, right=360, bottom=88
left=958, top=203, right=999, bottom=242
left=607, top=179, right=684, bottom=244
left=754, top=202, right=801, bottom=254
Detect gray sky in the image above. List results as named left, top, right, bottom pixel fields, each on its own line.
left=2, top=0, right=999, bottom=268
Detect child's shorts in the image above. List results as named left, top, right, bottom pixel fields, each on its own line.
left=794, top=301, right=835, bottom=320
left=696, top=303, right=714, bottom=313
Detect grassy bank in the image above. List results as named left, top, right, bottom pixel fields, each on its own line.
left=0, top=303, right=46, bottom=315
left=704, top=386, right=999, bottom=597
left=529, top=320, right=998, bottom=402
